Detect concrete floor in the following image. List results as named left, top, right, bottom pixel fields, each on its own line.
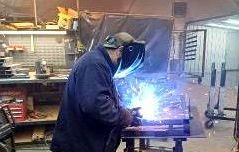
left=16, top=81, right=238, bottom=152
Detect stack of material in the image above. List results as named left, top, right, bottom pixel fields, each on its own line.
left=0, top=57, right=14, bottom=78
left=9, top=23, right=35, bottom=29
left=32, top=127, right=45, bottom=142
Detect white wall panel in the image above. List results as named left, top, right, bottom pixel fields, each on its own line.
left=187, top=23, right=239, bottom=87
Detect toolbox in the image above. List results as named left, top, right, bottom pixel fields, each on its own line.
left=0, top=88, right=27, bottom=122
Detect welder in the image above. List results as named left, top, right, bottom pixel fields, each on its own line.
left=51, top=32, right=145, bottom=152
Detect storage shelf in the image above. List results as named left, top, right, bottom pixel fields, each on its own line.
left=15, top=127, right=52, bottom=145
left=16, top=105, right=59, bottom=127
left=15, top=129, right=33, bottom=144
left=0, top=30, right=67, bottom=35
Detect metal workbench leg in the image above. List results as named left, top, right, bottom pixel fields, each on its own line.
left=218, top=63, right=226, bottom=115
left=124, top=139, right=135, bottom=152
left=173, top=140, right=183, bottom=152
left=139, top=139, right=150, bottom=151
left=139, top=139, right=145, bottom=151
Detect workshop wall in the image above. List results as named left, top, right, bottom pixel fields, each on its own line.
left=6, top=35, right=66, bottom=66
left=186, top=0, right=239, bottom=22
left=226, top=32, right=239, bottom=70
left=186, top=24, right=239, bottom=88
left=225, top=32, right=239, bottom=87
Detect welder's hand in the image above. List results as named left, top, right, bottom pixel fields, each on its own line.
left=119, top=108, right=133, bottom=127
left=131, top=116, right=142, bottom=126
left=130, top=107, right=142, bottom=117
left=130, top=107, right=142, bottom=126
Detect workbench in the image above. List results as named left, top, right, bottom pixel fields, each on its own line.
left=0, top=74, right=67, bottom=85
left=122, top=107, right=205, bottom=152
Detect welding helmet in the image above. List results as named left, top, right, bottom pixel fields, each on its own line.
left=103, top=32, right=145, bottom=78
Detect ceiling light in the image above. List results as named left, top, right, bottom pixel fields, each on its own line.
left=222, top=19, right=239, bottom=25
left=206, top=23, right=239, bottom=30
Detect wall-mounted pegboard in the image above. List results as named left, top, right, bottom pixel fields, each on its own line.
left=6, top=34, right=67, bottom=67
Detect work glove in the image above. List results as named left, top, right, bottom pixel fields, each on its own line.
left=119, top=108, right=133, bottom=127
left=130, top=107, right=142, bottom=126
left=119, top=107, right=143, bottom=127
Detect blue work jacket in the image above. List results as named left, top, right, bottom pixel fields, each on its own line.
left=51, top=45, right=126, bottom=152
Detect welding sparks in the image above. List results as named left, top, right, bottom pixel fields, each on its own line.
left=115, top=76, right=176, bottom=121
left=130, top=82, right=159, bottom=120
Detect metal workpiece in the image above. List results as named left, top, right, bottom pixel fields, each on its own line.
left=122, top=107, right=205, bottom=152
left=115, top=74, right=189, bottom=127
left=121, top=93, right=191, bottom=138
left=115, top=74, right=204, bottom=152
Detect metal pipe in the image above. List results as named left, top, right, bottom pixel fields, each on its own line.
left=171, top=0, right=176, bottom=30
left=80, top=11, right=174, bottom=19
left=33, top=0, right=38, bottom=26
left=210, top=62, right=216, bottom=87
left=201, top=30, right=207, bottom=77
left=76, top=0, right=80, bottom=18
left=220, top=63, right=227, bottom=87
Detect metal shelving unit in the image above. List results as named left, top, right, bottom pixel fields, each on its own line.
left=16, top=105, right=59, bottom=127
left=0, top=75, right=66, bottom=145
left=0, top=29, right=70, bottom=146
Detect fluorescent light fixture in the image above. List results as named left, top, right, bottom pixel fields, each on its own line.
left=0, top=31, right=67, bottom=35
left=222, top=19, right=239, bottom=25
left=206, top=23, right=239, bottom=30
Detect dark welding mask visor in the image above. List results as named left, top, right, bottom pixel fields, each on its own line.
left=114, top=41, right=145, bottom=78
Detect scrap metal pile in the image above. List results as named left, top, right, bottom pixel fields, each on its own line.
left=115, top=74, right=191, bottom=136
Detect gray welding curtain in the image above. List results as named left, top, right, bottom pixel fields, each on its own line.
left=79, top=13, right=172, bottom=72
